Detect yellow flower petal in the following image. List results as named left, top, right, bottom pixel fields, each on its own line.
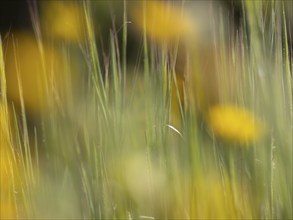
left=207, top=104, right=264, bottom=143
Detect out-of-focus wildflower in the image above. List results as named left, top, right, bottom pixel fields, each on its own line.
left=189, top=174, right=254, bottom=218
left=1, top=108, right=18, bottom=188
left=0, top=202, right=17, bottom=219
left=207, top=104, right=264, bottom=143
left=0, top=109, right=21, bottom=219
left=131, top=1, right=196, bottom=43
left=0, top=147, right=18, bottom=192
left=41, top=1, right=85, bottom=42
left=4, top=32, right=66, bottom=116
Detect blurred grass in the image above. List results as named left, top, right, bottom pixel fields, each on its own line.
left=0, top=0, right=292, bottom=219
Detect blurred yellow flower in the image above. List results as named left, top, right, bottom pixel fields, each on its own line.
left=4, top=32, right=67, bottom=117
left=131, top=1, right=196, bottom=43
left=189, top=174, right=254, bottom=218
left=41, top=1, right=85, bottom=42
left=0, top=202, right=17, bottom=219
left=207, top=104, right=264, bottom=143
left=1, top=106, right=24, bottom=219
left=0, top=148, right=18, bottom=192
left=0, top=108, right=20, bottom=194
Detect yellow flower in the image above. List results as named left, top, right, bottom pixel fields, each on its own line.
left=0, top=148, right=18, bottom=192
left=0, top=107, right=20, bottom=194
left=0, top=202, right=17, bottom=219
left=131, top=1, right=196, bottom=43
left=1, top=106, right=24, bottom=219
left=172, top=172, right=255, bottom=218
left=207, top=104, right=264, bottom=143
left=4, top=32, right=68, bottom=117
left=190, top=174, right=254, bottom=218
left=40, top=1, right=85, bottom=42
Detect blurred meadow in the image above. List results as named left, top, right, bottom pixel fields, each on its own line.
left=0, top=0, right=292, bottom=219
